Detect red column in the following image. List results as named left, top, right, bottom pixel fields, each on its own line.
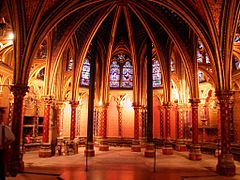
left=70, top=101, right=79, bottom=140
left=39, top=96, right=52, bottom=158
left=160, top=105, right=164, bottom=139
left=163, top=102, right=171, bottom=139
left=99, top=105, right=108, bottom=138
left=133, top=106, right=141, bottom=140
left=42, top=97, right=52, bottom=143
left=175, top=104, right=187, bottom=152
left=98, top=105, right=109, bottom=151
left=162, top=102, right=173, bottom=155
left=177, top=105, right=184, bottom=139
left=216, top=90, right=236, bottom=176
left=132, top=105, right=142, bottom=152
left=189, top=98, right=201, bottom=160
left=9, top=85, right=28, bottom=175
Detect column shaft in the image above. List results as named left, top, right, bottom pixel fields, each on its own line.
left=9, top=85, right=28, bottom=175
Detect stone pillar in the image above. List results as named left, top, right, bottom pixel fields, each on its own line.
left=189, top=98, right=201, bottom=160
left=144, top=38, right=154, bottom=158
left=132, top=105, right=142, bottom=152
left=8, top=85, right=28, bottom=175
left=176, top=104, right=187, bottom=152
left=98, top=105, right=109, bottom=151
left=85, top=43, right=96, bottom=157
left=39, top=96, right=52, bottom=157
left=216, top=90, right=236, bottom=176
left=70, top=101, right=79, bottom=140
left=162, top=102, right=173, bottom=155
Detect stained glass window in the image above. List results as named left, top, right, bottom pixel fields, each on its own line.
left=122, top=61, right=133, bottom=88
left=37, top=68, right=45, bottom=80
left=234, top=56, right=240, bottom=70
left=197, top=41, right=211, bottom=64
left=205, top=55, right=210, bottom=64
left=197, top=51, right=203, bottom=63
left=235, top=21, right=240, bottom=42
left=109, top=52, right=133, bottom=89
left=67, top=57, right=73, bottom=71
left=110, top=61, right=120, bottom=88
left=198, top=70, right=205, bottom=82
left=152, top=59, right=161, bottom=88
left=170, top=59, right=175, bottom=72
left=80, top=58, right=90, bottom=86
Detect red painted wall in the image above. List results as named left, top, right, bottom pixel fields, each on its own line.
left=107, top=97, right=118, bottom=137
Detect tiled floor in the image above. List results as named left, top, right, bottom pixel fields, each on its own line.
left=6, top=147, right=240, bottom=180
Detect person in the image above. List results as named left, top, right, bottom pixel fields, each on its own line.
left=0, top=107, right=15, bottom=180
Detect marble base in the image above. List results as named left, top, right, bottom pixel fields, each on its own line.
left=39, top=143, right=51, bottom=157
left=176, top=144, right=187, bottom=152
left=99, top=139, right=109, bottom=151
left=99, top=144, right=109, bottom=151
left=84, top=143, right=95, bottom=157
left=84, top=149, right=95, bottom=157
left=144, top=143, right=155, bottom=158
left=131, top=144, right=141, bottom=152
left=216, top=154, right=236, bottom=176
left=162, top=146, right=174, bottom=155
left=189, top=144, right=202, bottom=161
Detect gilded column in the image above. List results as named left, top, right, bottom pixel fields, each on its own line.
left=9, top=85, right=28, bottom=175
left=216, top=90, right=236, bottom=176
left=132, top=105, right=142, bottom=152
left=76, top=104, right=82, bottom=137
left=70, top=101, right=79, bottom=140
left=56, top=102, right=64, bottom=137
left=189, top=98, right=201, bottom=160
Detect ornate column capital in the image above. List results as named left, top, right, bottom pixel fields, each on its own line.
left=42, top=95, right=54, bottom=104
left=162, top=101, right=171, bottom=107
left=189, top=98, right=200, bottom=108
left=132, top=105, right=142, bottom=110
left=70, top=100, right=79, bottom=108
left=215, top=90, right=234, bottom=104
left=56, top=101, right=65, bottom=110
left=10, top=84, right=29, bottom=97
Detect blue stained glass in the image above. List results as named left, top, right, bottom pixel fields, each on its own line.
left=197, top=51, right=203, bottom=63
left=206, top=55, right=210, bottom=64
left=170, top=59, right=175, bottom=72
left=152, top=59, right=161, bottom=87
left=80, top=58, right=90, bottom=86
left=110, top=61, right=120, bottom=88
left=122, top=61, right=133, bottom=88
left=234, top=56, right=240, bottom=70
left=198, top=70, right=205, bottom=82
